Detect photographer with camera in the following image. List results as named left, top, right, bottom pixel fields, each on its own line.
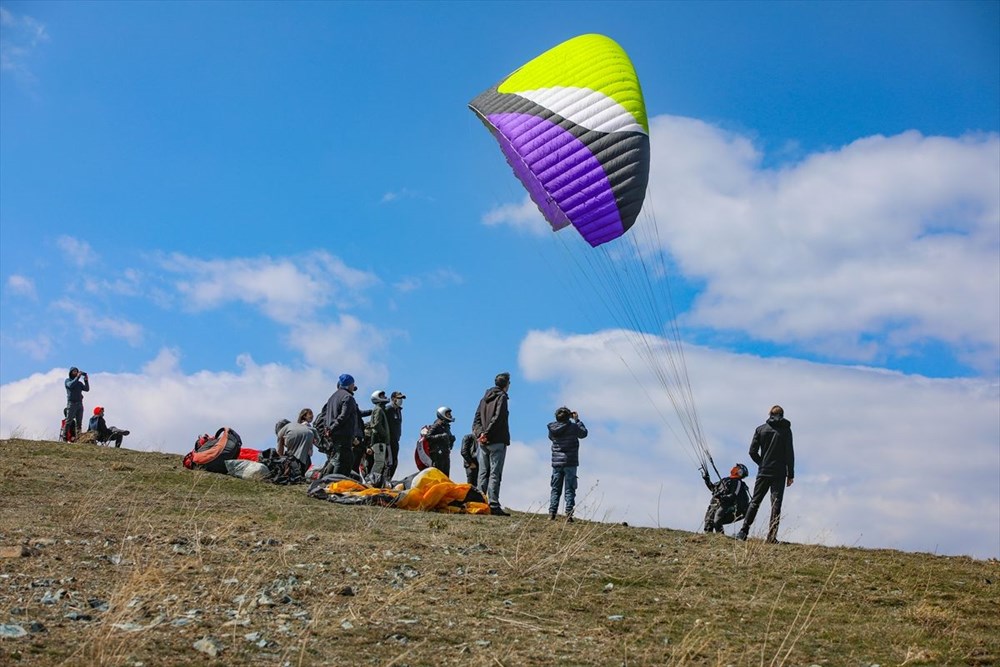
left=63, top=367, right=90, bottom=442
left=547, top=407, right=588, bottom=523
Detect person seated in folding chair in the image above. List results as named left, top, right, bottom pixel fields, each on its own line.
left=88, top=406, right=130, bottom=448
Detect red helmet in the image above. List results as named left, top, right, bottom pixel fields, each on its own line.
left=93, top=406, right=104, bottom=415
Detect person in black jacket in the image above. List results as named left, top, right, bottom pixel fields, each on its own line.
left=385, top=391, right=405, bottom=480
left=472, top=372, right=511, bottom=516
left=737, top=405, right=795, bottom=543
left=547, top=407, right=587, bottom=522
left=320, top=374, right=362, bottom=477
left=88, top=406, right=130, bottom=448
left=701, top=463, right=750, bottom=533
left=459, top=433, right=484, bottom=486
left=425, top=406, right=456, bottom=476
left=64, top=367, right=90, bottom=440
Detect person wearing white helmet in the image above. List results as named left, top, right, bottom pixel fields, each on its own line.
left=700, top=463, right=750, bottom=534
left=424, top=406, right=456, bottom=477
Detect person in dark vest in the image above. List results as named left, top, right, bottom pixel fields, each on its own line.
left=737, top=405, right=795, bottom=543
left=701, top=463, right=750, bottom=533
left=547, top=407, right=587, bottom=522
left=88, top=406, right=130, bottom=448
left=385, top=390, right=405, bottom=480
left=320, top=374, right=361, bottom=477
left=64, top=367, right=90, bottom=441
left=424, top=406, right=456, bottom=477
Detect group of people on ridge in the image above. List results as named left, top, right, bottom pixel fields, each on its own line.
left=60, top=367, right=130, bottom=447
left=61, top=362, right=795, bottom=539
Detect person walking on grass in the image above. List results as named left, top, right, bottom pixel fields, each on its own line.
left=737, top=405, right=795, bottom=543
left=472, top=372, right=511, bottom=516
left=547, top=407, right=587, bottom=522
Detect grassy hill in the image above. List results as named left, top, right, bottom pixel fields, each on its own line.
left=1, top=439, right=997, bottom=666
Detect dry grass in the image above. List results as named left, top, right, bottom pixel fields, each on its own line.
left=1, top=438, right=998, bottom=666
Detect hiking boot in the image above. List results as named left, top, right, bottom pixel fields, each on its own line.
left=490, top=506, right=510, bottom=517
left=736, top=530, right=748, bottom=541
left=566, top=515, right=575, bottom=523
left=548, top=513, right=556, bottom=521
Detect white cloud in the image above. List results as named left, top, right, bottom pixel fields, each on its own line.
left=286, top=314, right=389, bottom=380
left=482, top=196, right=548, bottom=236
left=392, top=268, right=464, bottom=293
left=52, top=299, right=143, bottom=346
left=0, top=8, right=48, bottom=83
left=645, top=118, right=1000, bottom=368
left=380, top=188, right=434, bottom=204
left=56, top=236, right=98, bottom=268
left=163, top=251, right=378, bottom=325
left=514, top=328, right=1000, bottom=560
left=480, top=118, right=1000, bottom=370
left=6, top=274, right=36, bottom=298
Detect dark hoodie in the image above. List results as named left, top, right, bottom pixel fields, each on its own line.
left=472, top=386, right=509, bottom=444
left=547, top=419, right=588, bottom=468
left=749, top=416, right=794, bottom=479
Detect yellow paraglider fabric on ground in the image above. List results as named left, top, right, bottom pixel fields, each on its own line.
left=309, top=467, right=492, bottom=515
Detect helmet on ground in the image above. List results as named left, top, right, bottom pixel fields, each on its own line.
left=371, top=390, right=389, bottom=405
left=436, top=406, right=455, bottom=422
left=731, top=463, right=749, bottom=479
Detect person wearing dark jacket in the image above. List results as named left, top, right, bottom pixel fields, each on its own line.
left=425, top=406, right=456, bottom=476
left=459, top=433, right=484, bottom=486
left=385, top=391, right=405, bottom=479
left=547, top=407, right=587, bottom=522
left=472, top=372, right=511, bottom=515
left=737, top=405, right=795, bottom=543
left=88, top=406, right=130, bottom=448
left=64, top=367, right=90, bottom=439
left=320, top=374, right=362, bottom=477
left=702, top=463, right=750, bottom=533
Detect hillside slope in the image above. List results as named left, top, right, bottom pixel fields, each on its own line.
left=1, top=440, right=997, bottom=666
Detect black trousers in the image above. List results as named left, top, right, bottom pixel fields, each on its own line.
left=740, top=476, right=786, bottom=542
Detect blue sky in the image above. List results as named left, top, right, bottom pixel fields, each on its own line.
left=1, top=1, right=998, bottom=558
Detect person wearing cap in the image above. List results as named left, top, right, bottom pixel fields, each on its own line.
left=87, top=406, right=130, bottom=448
left=472, top=372, right=512, bottom=516
left=320, top=374, right=362, bottom=477
left=736, top=405, right=795, bottom=543
left=385, top=391, right=405, bottom=479
left=701, top=463, right=750, bottom=533
left=64, top=367, right=90, bottom=440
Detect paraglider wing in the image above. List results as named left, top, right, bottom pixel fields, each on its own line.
left=469, top=34, right=650, bottom=247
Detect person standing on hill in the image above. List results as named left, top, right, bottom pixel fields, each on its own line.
left=385, top=391, right=405, bottom=480
left=321, top=374, right=361, bottom=477
left=737, top=405, right=795, bottom=543
left=547, top=407, right=587, bottom=522
left=64, top=367, right=90, bottom=439
left=472, top=372, right=511, bottom=516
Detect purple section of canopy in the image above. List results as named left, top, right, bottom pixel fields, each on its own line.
left=486, top=112, right=624, bottom=247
